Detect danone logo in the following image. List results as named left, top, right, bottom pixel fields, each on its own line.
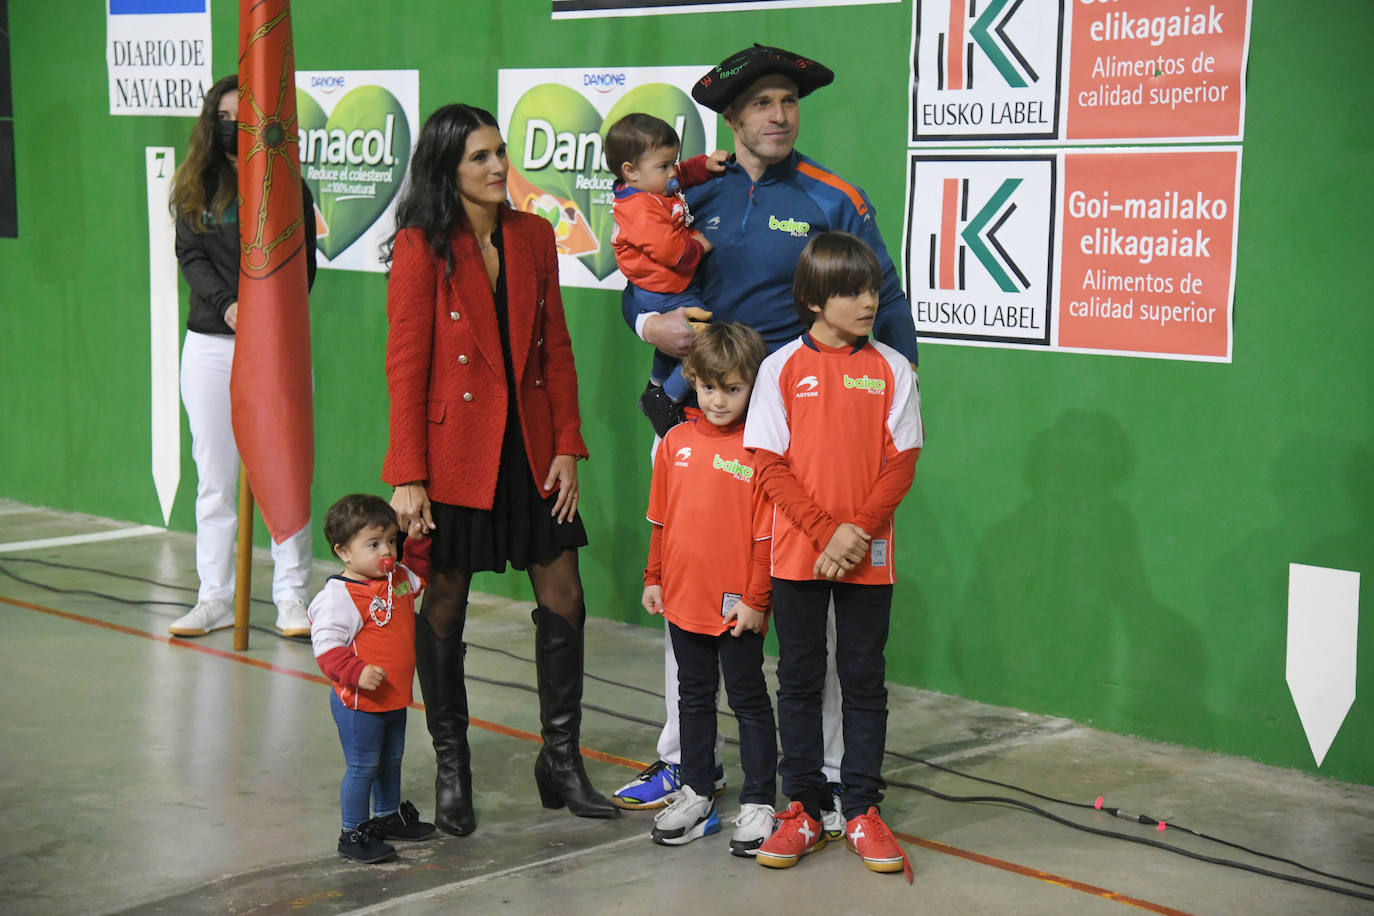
left=506, top=81, right=707, bottom=281
left=712, top=454, right=755, bottom=482
left=297, top=85, right=411, bottom=260
left=768, top=214, right=811, bottom=237
left=843, top=374, right=886, bottom=393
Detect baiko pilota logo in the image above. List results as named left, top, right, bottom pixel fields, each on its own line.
left=506, top=81, right=706, bottom=281
left=296, top=85, right=411, bottom=260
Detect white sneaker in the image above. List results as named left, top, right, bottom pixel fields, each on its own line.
left=823, top=795, right=845, bottom=838
left=168, top=600, right=234, bottom=637
left=729, top=802, right=776, bottom=857
left=650, top=785, right=720, bottom=847
left=275, top=597, right=310, bottom=637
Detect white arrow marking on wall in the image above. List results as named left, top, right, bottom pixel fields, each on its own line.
left=146, top=146, right=180, bottom=525
left=1286, top=563, right=1359, bottom=767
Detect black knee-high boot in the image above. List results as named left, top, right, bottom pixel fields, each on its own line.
left=531, top=605, right=619, bottom=818
left=415, top=615, right=476, bottom=836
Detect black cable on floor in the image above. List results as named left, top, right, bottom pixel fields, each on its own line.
left=4, top=555, right=1371, bottom=901
left=886, top=778, right=1374, bottom=902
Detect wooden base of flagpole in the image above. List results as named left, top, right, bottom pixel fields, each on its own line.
left=233, top=465, right=253, bottom=651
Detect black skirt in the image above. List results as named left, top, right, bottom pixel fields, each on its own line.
left=428, top=421, right=588, bottom=574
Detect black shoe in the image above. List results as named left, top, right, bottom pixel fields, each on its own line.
left=638, top=381, right=686, bottom=439
left=415, top=615, right=477, bottom=836
left=377, top=800, right=436, bottom=841
left=532, top=605, right=619, bottom=819
left=338, top=821, right=396, bottom=864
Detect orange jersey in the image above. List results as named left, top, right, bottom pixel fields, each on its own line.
left=610, top=155, right=716, bottom=293
left=308, top=565, right=423, bottom=712
left=646, top=417, right=772, bottom=635
left=744, top=335, right=923, bottom=584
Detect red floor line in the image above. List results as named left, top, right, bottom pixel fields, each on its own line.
left=897, top=832, right=1195, bottom=915
left=6, top=593, right=1191, bottom=914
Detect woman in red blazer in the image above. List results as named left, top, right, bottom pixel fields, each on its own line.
left=383, top=104, right=617, bottom=834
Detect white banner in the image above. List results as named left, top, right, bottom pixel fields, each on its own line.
left=145, top=147, right=179, bottom=524
left=107, top=0, right=213, bottom=117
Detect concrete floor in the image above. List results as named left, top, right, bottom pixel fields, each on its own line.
left=1, top=498, right=1371, bottom=915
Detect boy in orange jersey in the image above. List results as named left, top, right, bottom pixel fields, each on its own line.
left=744, top=232, right=922, bottom=881
left=605, top=113, right=728, bottom=436
left=641, top=323, right=779, bottom=854
left=309, top=494, right=435, bottom=864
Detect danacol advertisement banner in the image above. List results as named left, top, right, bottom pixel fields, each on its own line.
left=295, top=69, right=419, bottom=273
left=498, top=66, right=717, bottom=291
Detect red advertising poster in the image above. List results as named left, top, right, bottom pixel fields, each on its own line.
left=909, top=0, right=1251, bottom=144
left=1065, top=0, right=1250, bottom=141
left=901, top=147, right=1240, bottom=361
left=1058, top=148, right=1238, bottom=359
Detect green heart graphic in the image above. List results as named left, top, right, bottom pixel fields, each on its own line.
left=295, top=85, right=411, bottom=260
left=507, top=82, right=707, bottom=281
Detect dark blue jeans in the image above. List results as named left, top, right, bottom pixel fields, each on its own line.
left=330, top=691, right=407, bottom=830
left=772, top=579, right=892, bottom=819
left=621, top=282, right=706, bottom=401
left=669, top=622, right=777, bottom=805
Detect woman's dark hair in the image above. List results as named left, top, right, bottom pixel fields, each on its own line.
left=603, top=113, right=680, bottom=181
left=385, top=103, right=502, bottom=274
left=170, top=74, right=238, bottom=232
left=792, top=231, right=883, bottom=327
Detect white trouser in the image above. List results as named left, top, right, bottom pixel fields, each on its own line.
left=657, top=605, right=844, bottom=782
left=180, top=330, right=311, bottom=604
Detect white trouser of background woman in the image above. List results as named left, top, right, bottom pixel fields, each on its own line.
left=173, top=330, right=312, bottom=636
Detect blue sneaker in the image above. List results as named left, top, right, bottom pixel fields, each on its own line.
left=613, top=760, right=728, bottom=810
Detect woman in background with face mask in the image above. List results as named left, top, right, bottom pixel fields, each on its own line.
left=167, top=74, right=319, bottom=639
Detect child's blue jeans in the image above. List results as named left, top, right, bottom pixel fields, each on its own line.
left=330, top=691, right=407, bottom=830
left=620, top=282, right=706, bottom=402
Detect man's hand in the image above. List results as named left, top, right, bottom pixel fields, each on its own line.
left=684, top=305, right=713, bottom=334
left=692, top=231, right=714, bottom=255
left=642, top=307, right=711, bottom=358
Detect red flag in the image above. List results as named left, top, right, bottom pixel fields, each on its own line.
left=232, top=0, right=313, bottom=543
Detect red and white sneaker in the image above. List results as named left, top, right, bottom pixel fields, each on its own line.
left=845, top=807, right=913, bottom=883
left=755, top=801, right=826, bottom=869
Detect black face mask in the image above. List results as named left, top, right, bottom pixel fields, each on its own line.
left=214, top=120, right=238, bottom=157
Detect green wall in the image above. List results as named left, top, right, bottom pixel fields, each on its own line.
left=2, top=2, right=1370, bottom=785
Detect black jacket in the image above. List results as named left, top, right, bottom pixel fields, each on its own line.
left=176, top=184, right=318, bottom=335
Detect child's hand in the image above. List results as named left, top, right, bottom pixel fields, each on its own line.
left=692, top=230, right=714, bottom=255
left=705, top=150, right=729, bottom=173
left=725, top=600, right=766, bottom=636
left=816, top=524, right=871, bottom=580
left=358, top=665, right=387, bottom=690
left=642, top=585, right=665, bottom=616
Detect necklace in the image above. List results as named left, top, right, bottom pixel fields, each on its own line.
left=368, top=568, right=394, bottom=626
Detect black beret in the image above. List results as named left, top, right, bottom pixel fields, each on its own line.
left=691, top=44, right=834, bottom=114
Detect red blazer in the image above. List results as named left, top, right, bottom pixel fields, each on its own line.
left=382, top=210, right=587, bottom=509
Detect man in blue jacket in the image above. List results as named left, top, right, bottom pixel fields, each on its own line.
left=634, top=44, right=918, bottom=429
left=616, top=45, right=920, bottom=838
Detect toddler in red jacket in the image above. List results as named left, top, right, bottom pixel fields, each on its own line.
left=308, top=494, right=436, bottom=864
left=605, top=113, right=727, bottom=436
